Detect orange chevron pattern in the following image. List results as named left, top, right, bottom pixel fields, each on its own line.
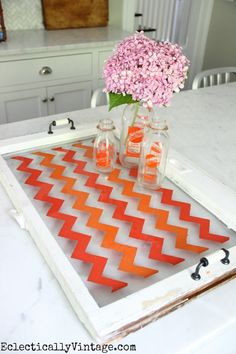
left=108, top=169, right=208, bottom=253
left=34, top=151, right=157, bottom=278
left=55, top=147, right=184, bottom=265
left=12, top=155, right=127, bottom=291
left=68, top=142, right=229, bottom=251
left=11, top=138, right=231, bottom=293
left=125, top=165, right=229, bottom=243
left=73, top=142, right=93, bottom=158
left=158, top=188, right=229, bottom=243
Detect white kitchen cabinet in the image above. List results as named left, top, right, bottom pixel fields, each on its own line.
left=47, top=81, right=92, bottom=115
left=0, top=87, right=48, bottom=123
left=0, top=81, right=92, bottom=123
left=0, top=49, right=95, bottom=124
left=0, top=53, right=93, bottom=87
left=0, top=27, right=130, bottom=124
left=0, top=48, right=100, bottom=124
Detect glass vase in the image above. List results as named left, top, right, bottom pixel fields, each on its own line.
left=119, top=102, right=153, bottom=168
left=138, top=119, right=169, bottom=189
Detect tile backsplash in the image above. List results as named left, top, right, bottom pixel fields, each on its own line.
left=2, top=0, right=44, bottom=30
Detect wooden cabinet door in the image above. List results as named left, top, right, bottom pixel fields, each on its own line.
left=47, top=81, right=92, bottom=115
left=0, top=88, right=48, bottom=123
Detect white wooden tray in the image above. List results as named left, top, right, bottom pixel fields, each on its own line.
left=0, top=120, right=236, bottom=342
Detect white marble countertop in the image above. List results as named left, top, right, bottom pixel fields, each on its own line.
left=0, top=26, right=130, bottom=57
left=0, top=83, right=236, bottom=354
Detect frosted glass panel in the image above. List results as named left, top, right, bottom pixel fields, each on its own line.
left=5, top=137, right=236, bottom=307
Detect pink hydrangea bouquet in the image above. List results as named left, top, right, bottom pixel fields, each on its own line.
left=103, top=32, right=189, bottom=111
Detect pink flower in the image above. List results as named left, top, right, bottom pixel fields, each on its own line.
left=103, top=32, right=189, bottom=107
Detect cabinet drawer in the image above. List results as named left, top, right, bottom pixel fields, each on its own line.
left=98, top=50, right=112, bottom=78
left=0, top=53, right=92, bottom=87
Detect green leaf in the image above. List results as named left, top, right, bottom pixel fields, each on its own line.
left=108, top=93, right=138, bottom=111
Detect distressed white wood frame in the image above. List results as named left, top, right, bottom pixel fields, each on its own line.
left=0, top=122, right=236, bottom=343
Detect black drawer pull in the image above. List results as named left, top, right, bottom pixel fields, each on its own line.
left=191, top=257, right=209, bottom=281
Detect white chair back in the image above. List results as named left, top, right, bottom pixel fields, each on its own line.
left=91, top=88, right=109, bottom=108
left=192, top=67, right=236, bottom=90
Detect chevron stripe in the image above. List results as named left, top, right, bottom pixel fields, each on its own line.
left=159, top=188, right=229, bottom=243
left=126, top=165, right=229, bottom=243
left=74, top=141, right=121, bottom=165
left=55, top=147, right=184, bottom=265
left=35, top=151, right=157, bottom=278
left=71, top=142, right=210, bottom=253
left=74, top=142, right=93, bottom=158
left=108, top=168, right=208, bottom=254
left=12, top=155, right=127, bottom=291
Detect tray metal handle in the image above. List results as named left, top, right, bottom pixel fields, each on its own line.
left=191, top=257, right=209, bottom=281
left=48, top=118, right=76, bottom=134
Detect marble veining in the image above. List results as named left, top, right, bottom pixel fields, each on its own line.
left=0, top=26, right=130, bottom=57
left=1, top=82, right=235, bottom=190
left=0, top=83, right=236, bottom=352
